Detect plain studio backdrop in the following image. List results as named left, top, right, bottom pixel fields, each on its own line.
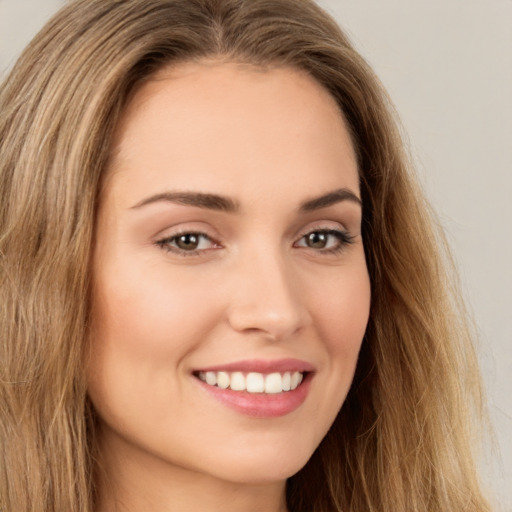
left=0, top=0, right=510, bottom=509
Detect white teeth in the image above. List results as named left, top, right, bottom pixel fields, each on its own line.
left=197, top=370, right=305, bottom=393
left=282, top=372, right=291, bottom=391
left=264, top=372, right=282, bottom=394
left=230, top=372, right=245, bottom=391
left=290, top=371, right=301, bottom=389
left=246, top=372, right=264, bottom=393
left=205, top=371, right=217, bottom=386
left=217, top=371, right=230, bottom=389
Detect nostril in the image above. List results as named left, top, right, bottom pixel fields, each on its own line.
left=226, top=302, right=308, bottom=341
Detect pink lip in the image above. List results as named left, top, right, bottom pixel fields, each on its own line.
left=192, top=359, right=315, bottom=418
left=194, top=358, right=316, bottom=374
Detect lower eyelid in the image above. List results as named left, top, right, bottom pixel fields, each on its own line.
left=297, top=228, right=350, bottom=239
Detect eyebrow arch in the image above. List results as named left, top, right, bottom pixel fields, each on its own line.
left=130, top=187, right=361, bottom=213
left=299, top=188, right=362, bottom=212
left=130, top=191, right=240, bottom=212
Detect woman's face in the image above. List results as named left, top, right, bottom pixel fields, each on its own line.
left=88, top=62, right=370, bottom=487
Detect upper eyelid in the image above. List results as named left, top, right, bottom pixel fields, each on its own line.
left=155, top=224, right=347, bottom=239
left=296, top=220, right=350, bottom=237
left=295, top=228, right=354, bottom=244
left=153, top=223, right=219, bottom=242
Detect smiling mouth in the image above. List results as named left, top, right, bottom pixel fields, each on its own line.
left=194, top=370, right=305, bottom=394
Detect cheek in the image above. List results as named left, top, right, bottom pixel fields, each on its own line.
left=311, top=263, right=371, bottom=358
left=273, top=261, right=370, bottom=454
left=86, top=261, right=222, bottom=415
left=91, top=256, right=220, bottom=359
left=307, top=261, right=370, bottom=414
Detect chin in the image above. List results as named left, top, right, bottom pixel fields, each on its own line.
left=201, top=442, right=315, bottom=485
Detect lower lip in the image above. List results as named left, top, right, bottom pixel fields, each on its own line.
left=194, top=373, right=312, bottom=418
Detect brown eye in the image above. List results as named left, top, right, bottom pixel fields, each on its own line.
left=295, top=229, right=354, bottom=253
left=157, top=232, right=216, bottom=254
left=175, top=233, right=200, bottom=251
left=305, top=232, right=329, bottom=249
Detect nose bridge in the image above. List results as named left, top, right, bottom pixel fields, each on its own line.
left=227, top=242, right=309, bottom=340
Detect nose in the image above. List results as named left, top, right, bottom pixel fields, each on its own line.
left=226, top=248, right=311, bottom=341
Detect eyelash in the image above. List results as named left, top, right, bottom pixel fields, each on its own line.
left=155, top=231, right=217, bottom=257
left=294, top=229, right=355, bottom=254
left=155, top=228, right=355, bottom=257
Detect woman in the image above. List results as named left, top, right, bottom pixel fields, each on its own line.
left=0, top=0, right=491, bottom=511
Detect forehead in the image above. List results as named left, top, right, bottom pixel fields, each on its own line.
left=105, top=60, right=359, bottom=207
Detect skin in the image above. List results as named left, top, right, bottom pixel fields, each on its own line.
left=88, top=61, right=371, bottom=512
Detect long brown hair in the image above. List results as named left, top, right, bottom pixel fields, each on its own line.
left=0, top=0, right=490, bottom=510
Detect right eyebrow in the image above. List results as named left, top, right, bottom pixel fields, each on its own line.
left=129, top=191, right=240, bottom=212
left=299, top=188, right=362, bottom=212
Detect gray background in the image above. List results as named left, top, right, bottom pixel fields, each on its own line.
left=1, top=0, right=510, bottom=509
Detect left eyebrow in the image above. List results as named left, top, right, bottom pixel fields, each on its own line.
left=299, top=188, right=362, bottom=212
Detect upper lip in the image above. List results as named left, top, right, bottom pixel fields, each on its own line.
left=193, top=358, right=316, bottom=374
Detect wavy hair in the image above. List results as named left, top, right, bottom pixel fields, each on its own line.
left=0, top=0, right=490, bottom=510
